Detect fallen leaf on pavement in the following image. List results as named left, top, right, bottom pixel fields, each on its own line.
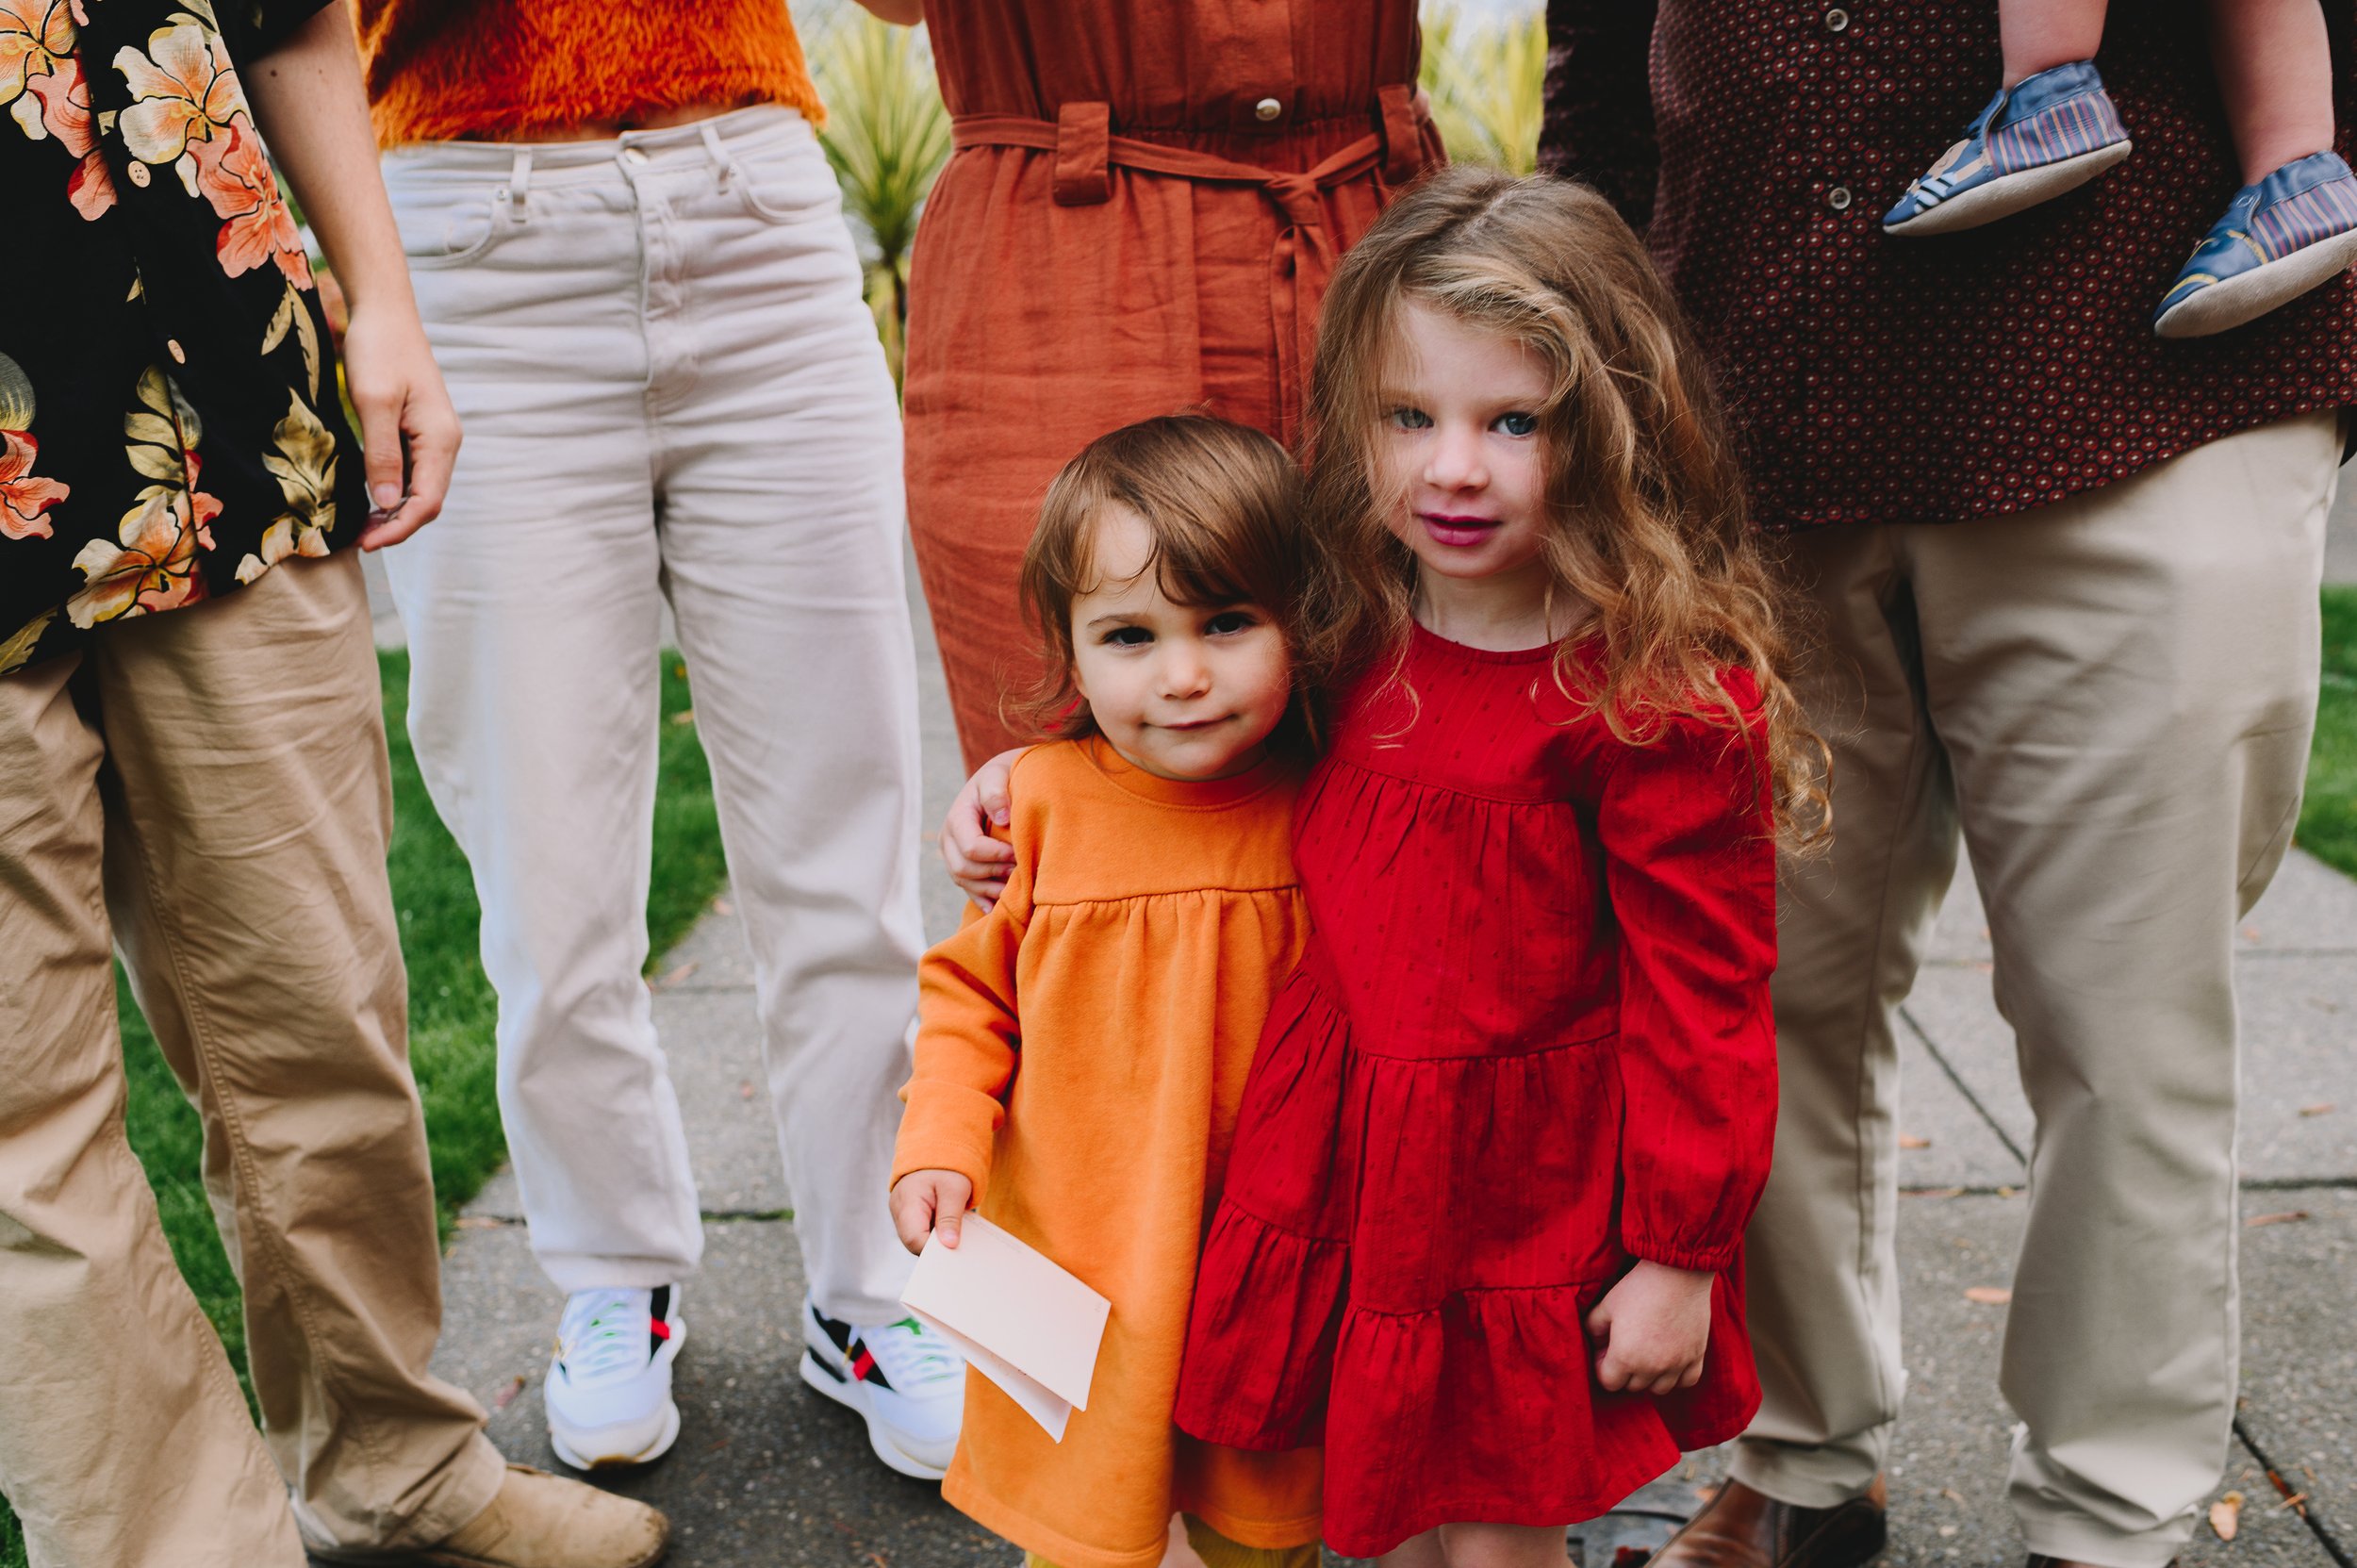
left=1941, top=1488, right=1966, bottom=1505
left=1899, top=1134, right=1932, bottom=1149
left=1694, top=1485, right=1718, bottom=1505
left=1965, top=1286, right=2012, bottom=1305
left=738, top=1080, right=756, bottom=1100
left=712, top=896, right=733, bottom=916
left=2245, top=1211, right=2309, bottom=1228
left=454, top=1215, right=503, bottom=1229
left=2300, top=1103, right=2334, bottom=1117
left=668, top=709, right=695, bottom=726
left=2212, top=1492, right=2242, bottom=1540
left=493, top=1375, right=525, bottom=1411
left=1906, top=1186, right=1967, bottom=1199
left=657, top=959, right=699, bottom=990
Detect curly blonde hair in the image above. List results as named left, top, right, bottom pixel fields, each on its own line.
left=1299, top=165, right=1829, bottom=847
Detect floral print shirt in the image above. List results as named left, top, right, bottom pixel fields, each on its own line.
left=0, top=0, right=364, bottom=674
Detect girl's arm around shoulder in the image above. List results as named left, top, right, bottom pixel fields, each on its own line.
left=1594, top=686, right=1778, bottom=1275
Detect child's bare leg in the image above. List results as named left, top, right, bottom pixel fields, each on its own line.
left=1435, top=1522, right=1574, bottom=1568
left=1158, top=1514, right=1211, bottom=1568
left=2210, top=0, right=2335, bottom=182
left=1375, top=1529, right=1449, bottom=1568
left=1999, top=0, right=2108, bottom=84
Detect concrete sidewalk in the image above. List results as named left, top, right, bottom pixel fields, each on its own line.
left=373, top=476, right=2357, bottom=1567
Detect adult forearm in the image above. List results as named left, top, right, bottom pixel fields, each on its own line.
left=239, top=1, right=413, bottom=317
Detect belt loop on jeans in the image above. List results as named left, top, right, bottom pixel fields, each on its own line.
left=1053, top=101, right=1112, bottom=206
left=699, top=120, right=734, bottom=187
left=506, top=147, right=533, bottom=220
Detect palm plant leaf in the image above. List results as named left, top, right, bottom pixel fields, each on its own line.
left=1420, top=3, right=1548, bottom=175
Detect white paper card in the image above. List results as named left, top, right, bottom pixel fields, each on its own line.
left=900, top=1212, right=1111, bottom=1443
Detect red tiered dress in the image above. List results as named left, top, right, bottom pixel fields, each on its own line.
left=1173, top=627, right=1780, bottom=1556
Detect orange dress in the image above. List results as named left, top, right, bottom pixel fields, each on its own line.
left=893, top=739, right=1320, bottom=1568
left=902, top=2, right=1442, bottom=767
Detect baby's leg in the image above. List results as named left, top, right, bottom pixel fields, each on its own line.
left=2210, top=0, right=2335, bottom=183
left=1999, top=0, right=2108, bottom=85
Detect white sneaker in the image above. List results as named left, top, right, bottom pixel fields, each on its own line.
left=544, top=1285, right=684, bottom=1470
left=799, top=1296, right=965, bottom=1479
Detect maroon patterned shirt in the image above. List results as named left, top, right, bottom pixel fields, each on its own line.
left=1541, top=0, right=2357, bottom=531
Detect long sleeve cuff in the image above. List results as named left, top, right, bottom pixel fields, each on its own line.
left=891, top=1078, right=1004, bottom=1206
left=1619, top=1228, right=1743, bottom=1275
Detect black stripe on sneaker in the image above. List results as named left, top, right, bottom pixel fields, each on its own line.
left=809, top=1304, right=856, bottom=1358
left=648, top=1285, right=672, bottom=1358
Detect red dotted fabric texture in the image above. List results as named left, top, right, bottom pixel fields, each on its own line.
left=1541, top=0, right=2357, bottom=531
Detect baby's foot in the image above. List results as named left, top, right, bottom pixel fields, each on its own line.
left=2154, top=150, right=2357, bottom=338
left=1883, top=60, right=2131, bottom=237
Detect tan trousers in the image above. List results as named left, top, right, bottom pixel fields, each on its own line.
left=1735, top=411, right=2342, bottom=1563
left=0, top=554, right=503, bottom=1568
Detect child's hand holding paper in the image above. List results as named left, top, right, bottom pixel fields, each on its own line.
left=900, top=1211, right=1110, bottom=1443
left=891, top=1168, right=974, bottom=1253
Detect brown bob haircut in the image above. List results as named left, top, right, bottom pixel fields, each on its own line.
left=1012, top=414, right=1310, bottom=748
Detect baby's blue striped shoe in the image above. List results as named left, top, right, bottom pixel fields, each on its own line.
left=2154, top=150, right=2357, bottom=338
left=1884, top=60, right=2132, bottom=237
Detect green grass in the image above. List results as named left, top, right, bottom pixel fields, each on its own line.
left=2299, top=586, right=2357, bottom=878
left=0, top=651, right=724, bottom=1568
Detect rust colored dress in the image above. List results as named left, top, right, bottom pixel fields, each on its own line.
left=902, top=3, right=1442, bottom=767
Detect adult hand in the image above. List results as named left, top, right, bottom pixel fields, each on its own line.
left=237, top=3, right=461, bottom=553
left=341, top=304, right=461, bottom=552
left=890, top=1169, right=975, bottom=1254
left=1585, top=1260, right=1712, bottom=1395
left=941, top=747, right=1026, bottom=910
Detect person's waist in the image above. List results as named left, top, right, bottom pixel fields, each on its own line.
left=383, top=101, right=815, bottom=179
left=951, top=89, right=1423, bottom=181
left=453, top=93, right=769, bottom=144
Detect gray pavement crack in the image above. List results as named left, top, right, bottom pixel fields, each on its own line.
left=1899, top=1003, right=2030, bottom=1165
left=459, top=1208, right=794, bottom=1227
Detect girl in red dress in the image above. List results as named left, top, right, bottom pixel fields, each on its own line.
left=1166, top=167, right=1829, bottom=1564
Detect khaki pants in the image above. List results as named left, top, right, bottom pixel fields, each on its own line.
left=1736, top=411, right=2342, bottom=1563
left=0, top=554, right=503, bottom=1568
left=379, top=105, right=926, bottom=1317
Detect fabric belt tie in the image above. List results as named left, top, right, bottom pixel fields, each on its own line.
left=949, top=84, right=1432, bottom=436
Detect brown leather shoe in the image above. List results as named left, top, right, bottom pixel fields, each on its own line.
left=310, top=1464, right=669, bottom=1568
left=1649, top=1477, right=1888, bottom=1568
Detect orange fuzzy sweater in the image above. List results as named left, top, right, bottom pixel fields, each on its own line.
left=354, top=0, right=824, bottom=147
left=894, top=738, right=1322, bottom=1568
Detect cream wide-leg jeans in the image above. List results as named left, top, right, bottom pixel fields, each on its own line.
left=1735, top=411, right=2342, bottom=1562
left=379, top=107, right=927, bottom=1320
left=0, top=554, right=503, bottom=1568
